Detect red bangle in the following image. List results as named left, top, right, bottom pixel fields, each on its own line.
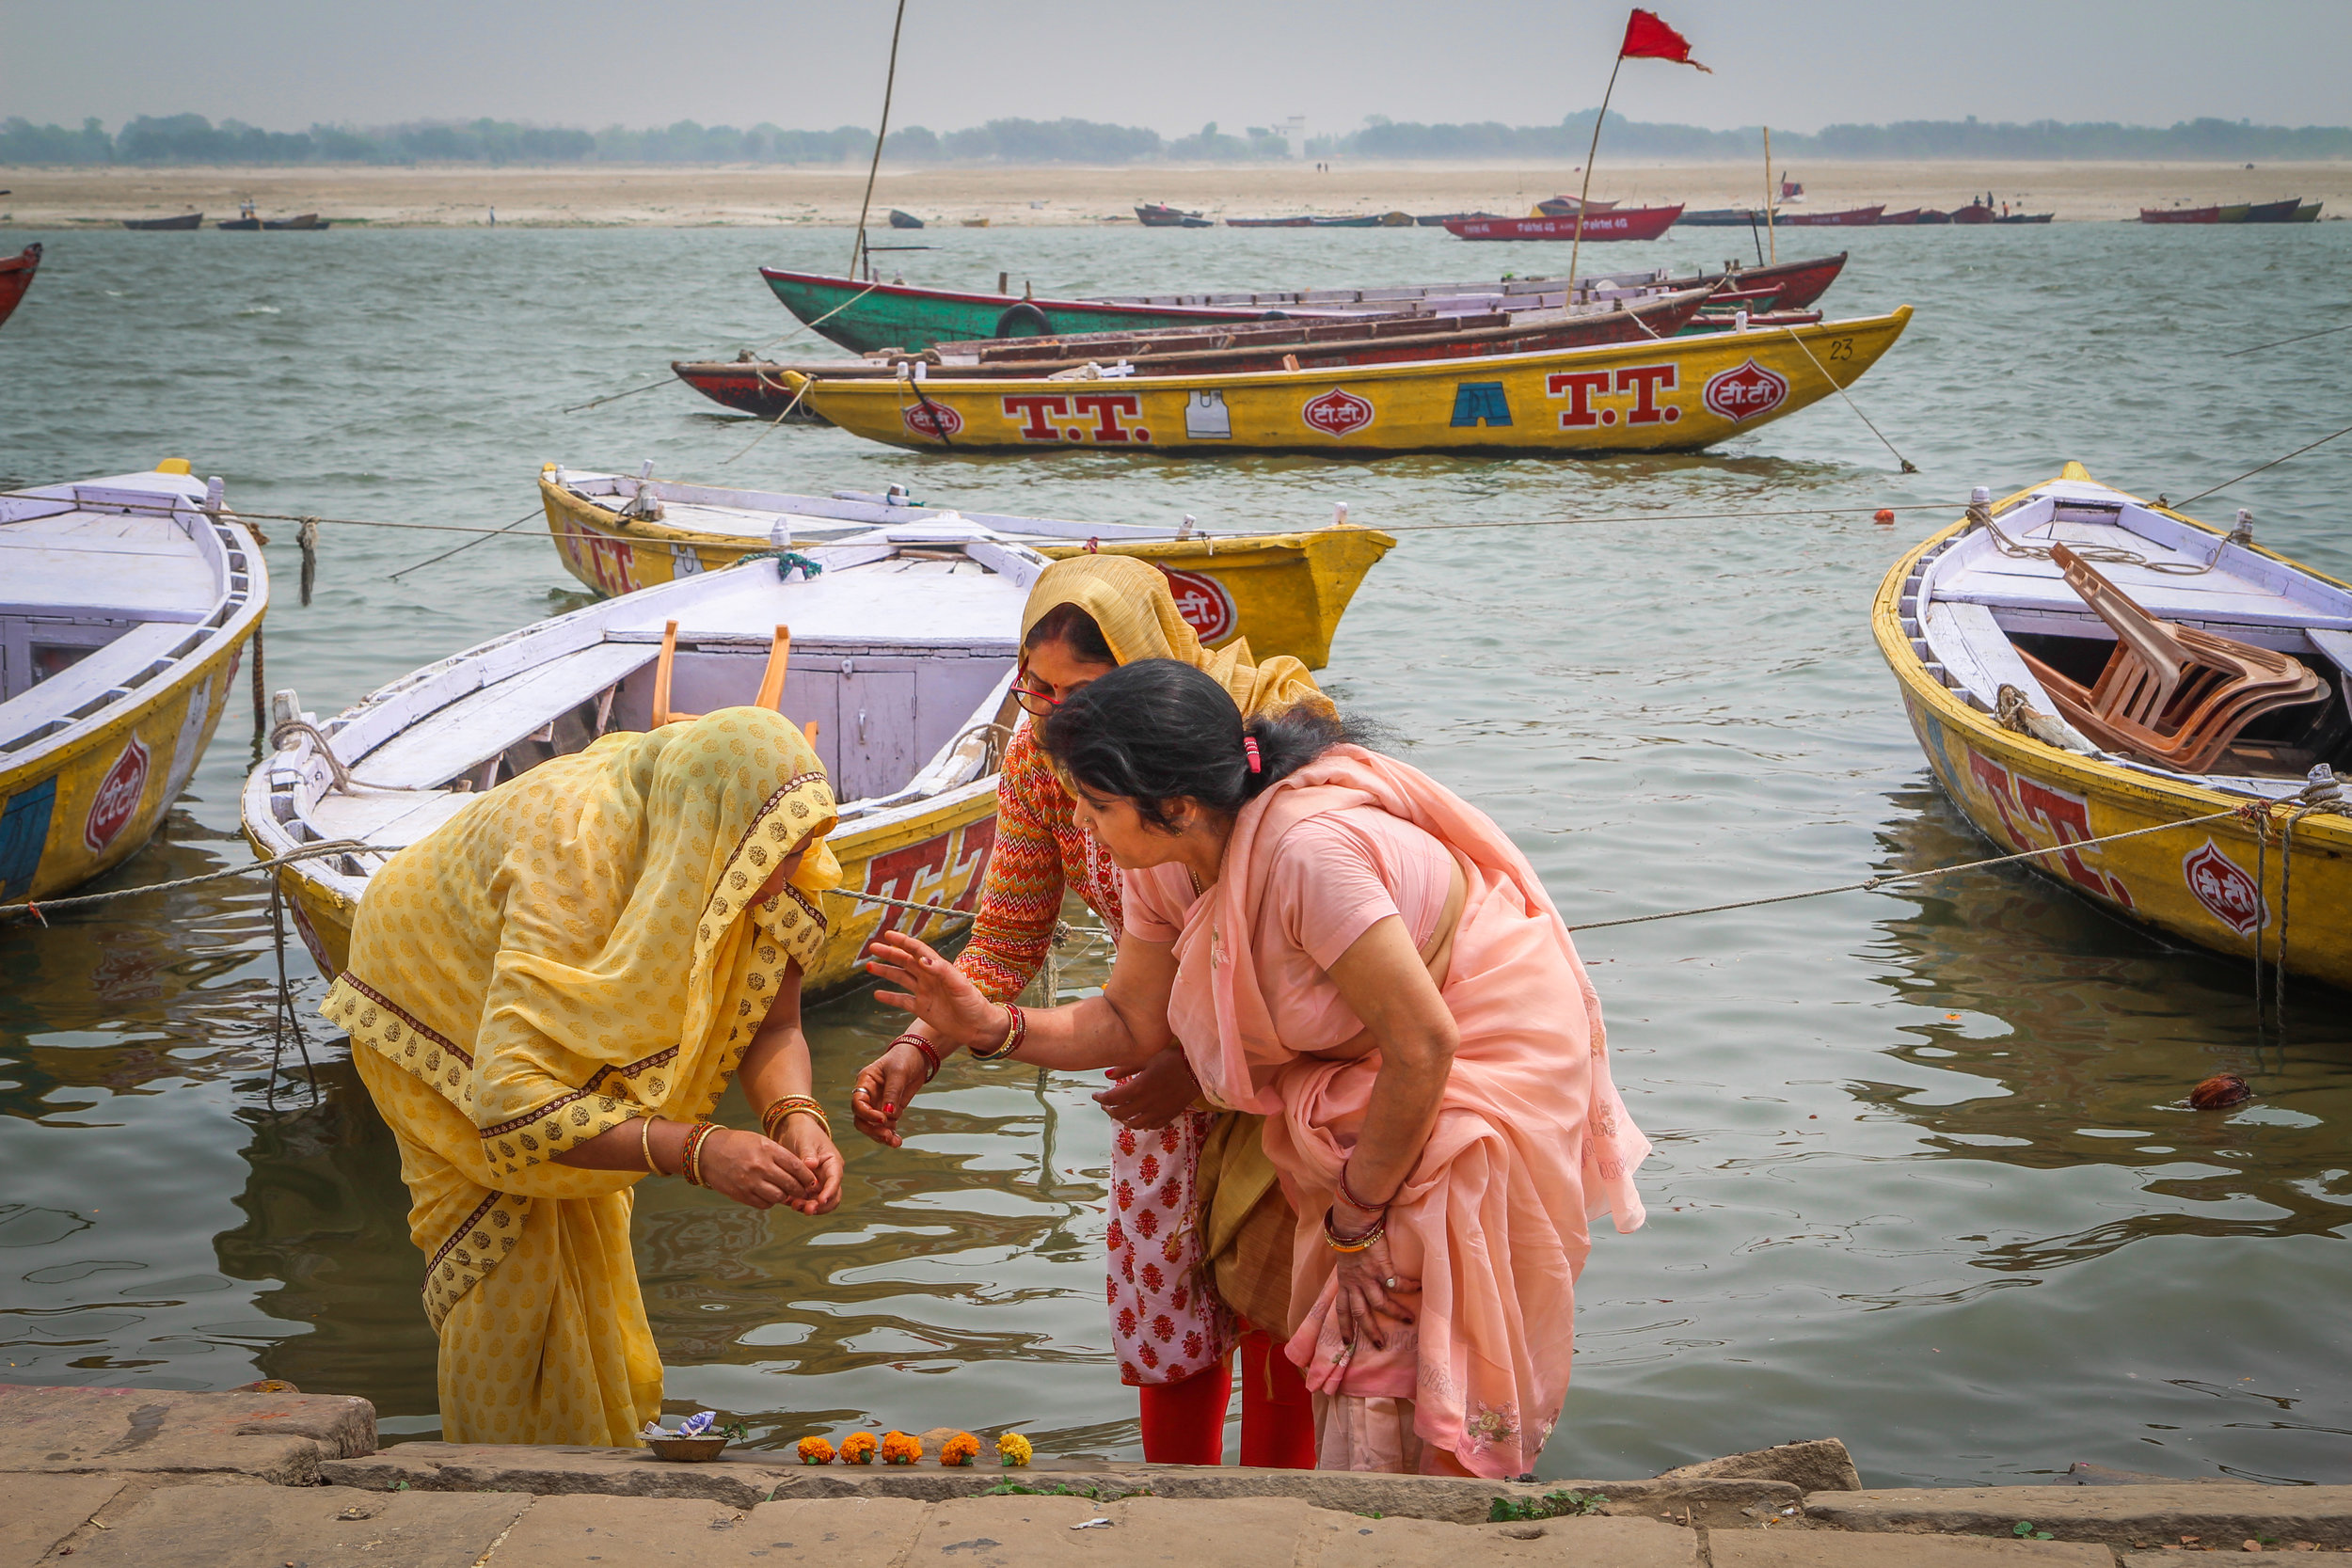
left=971, top=1003, right=1025, bottom=1062
left=1336, top=1161, right=1390, bottom=1214
left=679, top=1121, right=720, bottom=1187
left=894, top=1032, right=944, bottom=1083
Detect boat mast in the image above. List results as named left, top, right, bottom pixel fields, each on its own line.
left=1763, top=126, right=1776, bottom=264
left=1565, top=54, right=1625, bottom=286
left=849, top=0, right=910, bottom=282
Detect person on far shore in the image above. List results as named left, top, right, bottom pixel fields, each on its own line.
left=325, top=708, right=846, bottom=1445
left=866, top=661, right=1650, bottom=1477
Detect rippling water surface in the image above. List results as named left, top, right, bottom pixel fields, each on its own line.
left=3, top=219, right=2348, bottom=1482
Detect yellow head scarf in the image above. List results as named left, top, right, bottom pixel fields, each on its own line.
left=331, top=705, right=840, bottom=1182
left=1019, top=554, right=1329, bottom=719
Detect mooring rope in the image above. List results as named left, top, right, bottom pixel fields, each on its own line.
left=724, top=373, right=815, bottom=465
left=1780, top=325, right=1917, bottom=474
left=1, top=838, right=390, bottom=925
left=559, top=279, right=888, bottom=415
left=2174, top=417, right=2352, bottom=508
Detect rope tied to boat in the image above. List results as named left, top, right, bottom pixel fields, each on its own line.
left=1, top=838, right=390, bottom=925
left=2240, top=766, right=2345, bottom=1047
left=1968, top=501, right=2225, bottom=578
left=270, top=720, right=357, bottom=795
left=724, top=372, right=815, bottom=465
left=732, top=549, right=826, bottom=582
left=1779, top=325, right=1917, bottom=474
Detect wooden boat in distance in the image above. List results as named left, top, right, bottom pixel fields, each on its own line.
left=2, top=464, right=268, bottom=906
left=2140, top=205, right=2221, bottom=223
left=1996, top=212, right=2054, bottom=224
left=2293, top=203, right=2322, bottom=222
left=674, top=286, right=1717, bottom=414
left=1534, top=196, right=1619, bottom=216
left=1136, top=203, right=1211, bottom=228
left=2244, top=198, right=2304, bottom=224
left=1446, top=206, right=1684, bottom=242
left=1950, top=202, right=1996, bottom=225
left=888, top=209, right=924, bottom=229
left=246, top=521, right=1046, bottom=1000
left=0, top=244, right=40, bottom=333
left=1096, top=250, right=1845, bottom=312
left=538, top=467, right=1395, bottom=671
left=1875, top=463, right=2352, bottom=990
left=1915, top=210, right=1954, bottom=225
left=1878, top=210, right=1923, bottom=226
left=219, top=213, right=326, bottom=230
left=785, top=307, right=1912, bottom=458
left=1227, top=213, right=1412, bottom=228
left=1415, top=212, right=1502, bottom=226
left=1678, top=208, right=1764, bottom=227
left=122, top=214, right=201, bottom=230
left=1774, top=205, right=1883, bottom=227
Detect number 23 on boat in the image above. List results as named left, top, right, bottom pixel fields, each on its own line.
left=787, top=308, right=1911, bottom=456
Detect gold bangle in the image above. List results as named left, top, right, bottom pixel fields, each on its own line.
left=640, top=1116, right=659, bottom=1175
left=762, top=1096, right=830, bottom=1141
left=1323, top=1207, right=1385, bottom=1254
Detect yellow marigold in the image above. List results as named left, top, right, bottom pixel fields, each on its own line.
left=996, top=1432, right=1033, bottom=1468
left=939, top=1432, right=980, bottom=1468
left=839, top=1432, right=878, bottom=1465
left=796, top=1435, right=835, bottom=1465
left=880, top=1431, right=922, bottom=1465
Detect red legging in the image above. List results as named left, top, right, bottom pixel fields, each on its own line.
left=1136, top=1324, right=1316, bottom=1467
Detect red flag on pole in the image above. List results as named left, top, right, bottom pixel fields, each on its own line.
left=1620, top=8, right=1712, bottom=71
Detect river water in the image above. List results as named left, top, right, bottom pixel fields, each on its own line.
left=3, top=218, right=2347, bottom=1484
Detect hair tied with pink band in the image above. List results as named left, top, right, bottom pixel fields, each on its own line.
left=1243, top=736, right=1263, bottom=774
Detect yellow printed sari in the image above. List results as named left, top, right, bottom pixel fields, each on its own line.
left=323, top=708, right=838, bottom=1445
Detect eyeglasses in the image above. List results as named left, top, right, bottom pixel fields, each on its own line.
left=1012, top=681, right=1062, bottom=717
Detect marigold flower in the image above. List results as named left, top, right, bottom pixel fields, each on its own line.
left=880, top=1431, right=922, bottom=1465
left=940, top=1432, right=981, bottom=1467
left=997, top=1432, right=1034, bottom=1468
left=797, top=1435, right=835, bottom=1465
left=839, top=1432, right=878, bottom=1465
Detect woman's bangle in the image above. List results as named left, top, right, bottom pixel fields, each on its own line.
left=969, top=1004, right=1025, bottom=1062
left=1336, top=1161, right=1391, bottom=1215
left=1323, top=1207, right=1385, bottom=1254
left=639, top=1116, right=660, bottom=1175
left=893, top=1032, right=944, bottom=1083
left=679, top=1121, right=722, bottom=1188
left=761, top=1096, right=831, bottom=1141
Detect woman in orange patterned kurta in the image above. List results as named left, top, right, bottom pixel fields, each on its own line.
left=851, top=555, right=1324, bottom=1466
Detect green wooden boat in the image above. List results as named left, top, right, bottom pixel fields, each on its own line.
left=760, top=268, right=1301, bottom=354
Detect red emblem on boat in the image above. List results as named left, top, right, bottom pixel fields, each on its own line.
left=1301, top=388, right=1375, bottom=439
left=1702, top=358, right=1790, bottom=422
left=1159, top=567, right=1236, bottom=642
left=2182, top=840, right=2264, bottom=936
left=83, top=736, right=151, bottom=852
left=903, top=401, right=962, bottom=438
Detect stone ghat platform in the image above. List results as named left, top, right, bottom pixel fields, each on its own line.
left=6, top=1385, right=2351, bottom=1566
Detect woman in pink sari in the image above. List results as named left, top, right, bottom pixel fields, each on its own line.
left=866, top=659, right=1648, bottom=1477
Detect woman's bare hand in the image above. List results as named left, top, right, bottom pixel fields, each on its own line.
left=865, top=931, right=1002, bottom=1052
left=698, top=1128, right=818, bottom=1211
left=850, top=1038, right=933, bottom=1148
left=1093, top=1046, right=1200, bottom=1131
left=1330, top=1227, right=1418, bottom=1352
left=770, top=1116, right=844, bottom=1215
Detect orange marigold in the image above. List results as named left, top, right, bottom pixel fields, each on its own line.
left=880, top=1431, right=922, bottom=1466
left=996, top=1432, right=1033, bottom=1467
left=838, top=1432, right=878, bottom=1465
left=939, top=1432, right=980, bottom=1467
left=796, top=1435, right=835, bottom=1465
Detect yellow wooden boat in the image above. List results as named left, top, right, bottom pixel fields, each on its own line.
left=538, top=467, right=1394, bottom=669
left=242, top=519, right=1045, bottom=1001
left=3, top=463, right=267, bottom=906
left=1876, top=464, right=2351, bottom=989
left=780, top=309, right=1911, bottom=457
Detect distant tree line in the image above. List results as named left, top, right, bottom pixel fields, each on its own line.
left=5, top=110, right=2347, bottom=166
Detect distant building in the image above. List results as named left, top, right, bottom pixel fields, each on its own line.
left=1279, top=116, right=1306, bottom=159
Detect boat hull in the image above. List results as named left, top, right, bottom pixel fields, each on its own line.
left=538, top=477, right=1392, bottom=669
left=0, top=244, right=39, bottom=331
left=1445, top=206, right=1684, bottom=242
left=1774, top=205, right=1883, bottom=227
left=791, top=309, right=1912, bottom=457
left=1874, top=471, right=2352, bottom=991
left=2140, top=207, right=2221, bottom=223
left=761, top=269, right=1289, bottom=355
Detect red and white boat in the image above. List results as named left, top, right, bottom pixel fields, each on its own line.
left=1444, top=205, right=1685, bottom=243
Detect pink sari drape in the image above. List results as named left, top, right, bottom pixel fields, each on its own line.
left=1147, top=746, right=1648, bottom=1478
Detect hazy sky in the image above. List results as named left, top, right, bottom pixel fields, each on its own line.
left=5, top=0, right=2348, bottom=138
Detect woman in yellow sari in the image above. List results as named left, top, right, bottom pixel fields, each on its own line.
left=850, top=554, right=1327, bottom=1466
left=322, top=707, right=846, bottom=1446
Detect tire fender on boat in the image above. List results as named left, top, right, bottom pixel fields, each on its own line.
left=993, top=302, right=1054, bottom=338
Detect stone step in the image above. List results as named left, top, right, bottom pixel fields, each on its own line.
left=0, top=1384, right=376, bottom=1486
left=1807, top=1484, right=2352, bottom=1551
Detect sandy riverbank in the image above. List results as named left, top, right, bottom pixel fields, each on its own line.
left=2, top=160, right=2345, bottom=228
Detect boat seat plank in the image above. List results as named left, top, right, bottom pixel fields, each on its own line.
left=352, top=641, right=656, bottom=789
left=1922, top=602, right=2094, bottom=746
left=1937, top=579, right=2352, bottom=633
left=2310, top=629, right=2352, bottom=679
left=307, top=786, right=480, bottom=848
left=0, top=621, right=196, bottom=731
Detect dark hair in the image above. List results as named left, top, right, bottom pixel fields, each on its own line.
left=1038, top=658, right=1359, bottom=831
left=1022, top=602, right=1116, bottom=666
